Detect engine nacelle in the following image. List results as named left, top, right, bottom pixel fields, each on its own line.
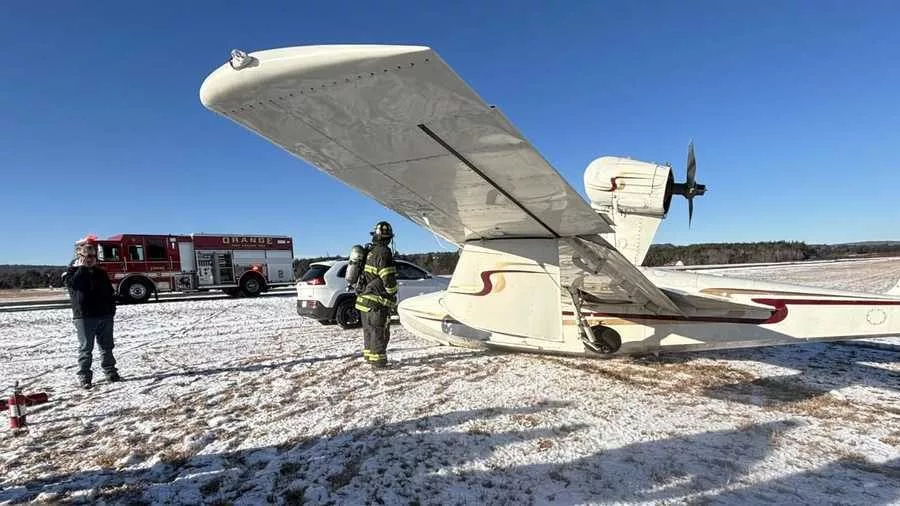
left=584, top=156, right=674, bottom=217
left=583, top=156, right=676, bottom=266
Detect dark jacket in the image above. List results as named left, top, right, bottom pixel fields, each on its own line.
left=354, top=240, right=398, bottom=312
left=65, top=265, right=117, bottom=319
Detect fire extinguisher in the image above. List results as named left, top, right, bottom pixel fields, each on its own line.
left=1, top=381, right=49, bottom=431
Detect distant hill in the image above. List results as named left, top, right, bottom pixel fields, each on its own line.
left=2, top=240, right=898, bottom=289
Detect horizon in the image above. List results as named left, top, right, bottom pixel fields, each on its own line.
left=2, top=2, right=899, bottom=264
left=4, top=238, right=899, bottom=268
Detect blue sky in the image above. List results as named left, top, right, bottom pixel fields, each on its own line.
left=2, top=1, right=898, bottom=264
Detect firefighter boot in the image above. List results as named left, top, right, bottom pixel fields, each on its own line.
left=368, top=307, right=391, bottom=369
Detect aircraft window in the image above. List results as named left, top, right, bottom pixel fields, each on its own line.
left=128, top=245, right=145, bottom=261
left=396, top=262, right=427, bottom=280
left=147, top=239, right=167, bottom=260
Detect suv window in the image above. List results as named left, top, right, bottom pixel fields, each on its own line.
left=337, top=264, right=348, bottom=278
left=396, top=262, right=427, bottom=280
left=301, top=265, right=329, bottom=281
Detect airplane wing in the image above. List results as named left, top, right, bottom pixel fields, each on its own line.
left=200, top=45, right=612, bottom=244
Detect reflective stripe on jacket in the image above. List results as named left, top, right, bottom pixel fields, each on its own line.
left=354, top=242, right=398, bottom=312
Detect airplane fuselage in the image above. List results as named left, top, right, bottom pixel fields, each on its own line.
left=398, top=238, right=900, bottom=357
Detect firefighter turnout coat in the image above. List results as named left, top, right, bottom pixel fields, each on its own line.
left=354, top=242, right=398, bottom=313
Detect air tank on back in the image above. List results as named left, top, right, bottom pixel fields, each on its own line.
left=345, top=244, right=369, bottom=287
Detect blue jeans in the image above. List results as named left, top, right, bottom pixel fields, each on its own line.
left=75, top=316, right=117, bottom=379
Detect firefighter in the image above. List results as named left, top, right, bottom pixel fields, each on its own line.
left=65, top=236, right=121, bottom=389
left=354, top=221, right=399, bottom=368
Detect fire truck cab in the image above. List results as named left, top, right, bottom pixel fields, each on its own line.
left=83, top=233, right=295, bottom=303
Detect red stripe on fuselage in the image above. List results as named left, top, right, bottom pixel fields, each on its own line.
left=463, top=270, right=540, bottom=296
left=565, top=297, right=900, bottom=326
left=561, top=310, right=775, bottom=325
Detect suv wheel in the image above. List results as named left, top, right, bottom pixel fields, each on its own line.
left=335, top=299, right=361, bottom=329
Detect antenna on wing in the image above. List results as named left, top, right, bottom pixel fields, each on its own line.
left=669, top=141, right=707, bottom=227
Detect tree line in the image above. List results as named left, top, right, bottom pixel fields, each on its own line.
left=0, top=265, right=67, bottom=290
left=643, top=241, right=900, bottom=266
left=3, top=241, right=898, bottom=289
left=291, top=250, right=461, bottom=279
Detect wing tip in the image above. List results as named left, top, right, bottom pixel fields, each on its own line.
left=199, top=43, right=434, bottom=109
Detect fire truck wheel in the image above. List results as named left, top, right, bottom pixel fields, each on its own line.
left=335, top=299, right=361, bottom=329
left=121, top=278, right=152, bottom=304
left=240, top=274, right=264, bottom=297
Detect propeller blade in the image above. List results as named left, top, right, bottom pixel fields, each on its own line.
left=686, top=141, right=696, bottom=187
left=688, top=197, right=694, bottom=228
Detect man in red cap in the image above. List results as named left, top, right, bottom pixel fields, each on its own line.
left=64, top=236, right=120, bottom=389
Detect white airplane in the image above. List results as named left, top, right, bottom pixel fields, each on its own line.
left=199, top=45, right=900, bottom=357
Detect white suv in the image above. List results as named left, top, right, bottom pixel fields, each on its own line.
left=296, top=259, right=450, bottom=329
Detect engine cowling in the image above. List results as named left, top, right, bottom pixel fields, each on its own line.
left=584, top=156, right=674, bottom=218
left=582, top=156, right=676, bottom=266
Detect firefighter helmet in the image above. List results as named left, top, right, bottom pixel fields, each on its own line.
left=370, top=221, right=394, bottom=240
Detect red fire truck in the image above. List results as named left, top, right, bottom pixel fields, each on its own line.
left=70, top=233, right=295, bottom=303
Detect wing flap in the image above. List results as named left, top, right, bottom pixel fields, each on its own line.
left=559, top=236, right=684, bottom=315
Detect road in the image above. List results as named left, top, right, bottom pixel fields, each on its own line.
left=0, top=287, right=296, bottom=313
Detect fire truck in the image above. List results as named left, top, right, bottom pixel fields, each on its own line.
left=71, top=233, right=295, bottom=303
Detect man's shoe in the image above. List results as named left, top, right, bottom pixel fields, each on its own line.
left=370, top=360, right=388, bottom=369
left=105, top=371, right=122, bottom=382
left=79, top=377, right=92, bottom=390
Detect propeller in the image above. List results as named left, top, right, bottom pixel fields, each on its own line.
left=670, top=141, right=707, bottom=227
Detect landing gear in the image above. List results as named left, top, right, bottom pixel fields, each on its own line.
left=567, top=287, right=622, bottom=355
left=585, top=325, right=622, bottom=354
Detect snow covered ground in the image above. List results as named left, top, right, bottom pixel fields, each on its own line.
left=1, top=259, right=899, bottom=505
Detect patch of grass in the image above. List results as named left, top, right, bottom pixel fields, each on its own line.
left=879, top=432, right=900, bottom=447
left=328, top=455, right=363, bottom=491
left=276, top=435, right=314, bottom=452
left=200, top=477, right=223, bottom=495
left=280, top=461, right=303, bottom=476
left=323, top=425, right=344, bottom=437
left=97, top=483, right=148, bottom=504
left=782, top=394, right=857, bottom=420
left=467, top=423, right=491, bottom=436
left=512, top=414, right=540, bottom=428
left=158, top=446, right=193, bottom=468
left=91, top=444, right=134, bottom=469
left=282, top=487, right=307, bottom=505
